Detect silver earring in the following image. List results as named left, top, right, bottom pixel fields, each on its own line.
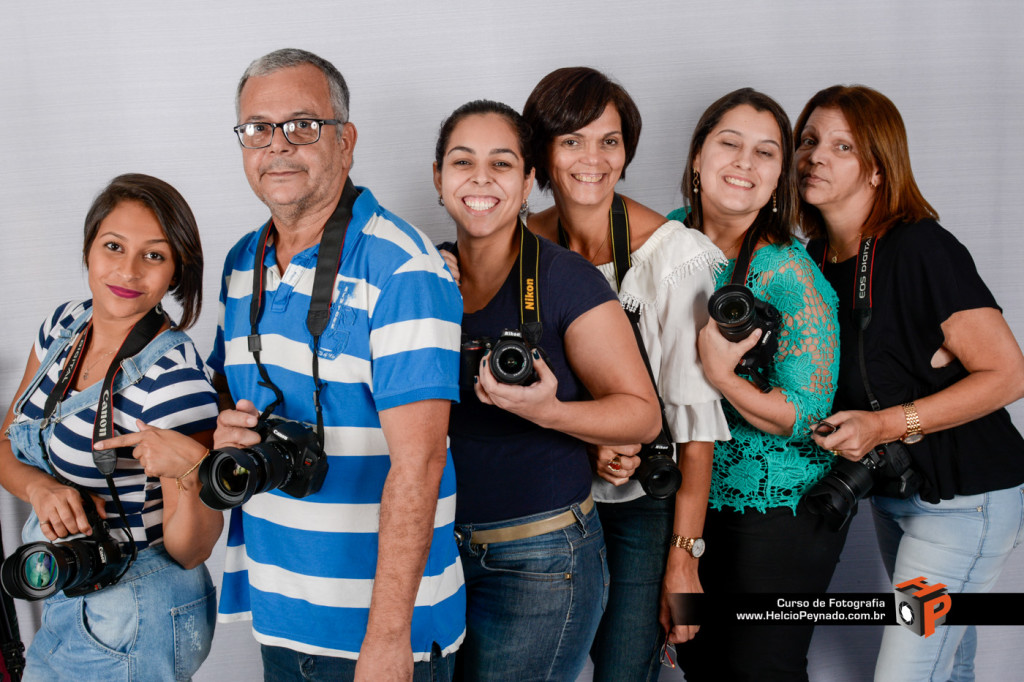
left=520, top=200, right=529, bottom=214
left=438, top=196, right=445, bottom=207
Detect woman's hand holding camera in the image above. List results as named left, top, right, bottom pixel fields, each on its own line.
left=697, top=319, right=763, bottom=388
left=26, top=477, right=106, bottom=541
left=590, top=443, right=641, bottom=485
left=474, top=350, right=560, bottom=426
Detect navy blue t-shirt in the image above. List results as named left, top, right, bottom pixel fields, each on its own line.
left=450, top=236, right=618, bottom=523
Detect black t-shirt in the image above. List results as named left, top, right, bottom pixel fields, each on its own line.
left=449, top=236, right=617, bottom=523
left=808, top=219, right=1024, bottom=502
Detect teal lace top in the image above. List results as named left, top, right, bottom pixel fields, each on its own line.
left=668, top=208, right=840, bottom=512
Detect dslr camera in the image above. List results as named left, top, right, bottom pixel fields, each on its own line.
left=198, top=417, right=329, bottom=511
left=633, top=432, right=682, bottom=500
left=803, top=441, right=921, bottom=531
left=707, top=284, right=781, bottom=393
left=460, top=329, right=540, bottom=389
left=1, top=494, right=132, bottom=601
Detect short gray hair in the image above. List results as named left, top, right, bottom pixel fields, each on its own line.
left=235, top=48, right=350, bottom=123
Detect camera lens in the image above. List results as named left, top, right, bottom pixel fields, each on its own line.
left=489, top=338, right=535, bottom=385
left=708, top=285, right=758, bottom=342
left=199, top=448, right=264, bottom=511
left=495, top=346, right=527, bottom=377
left=23, top=550, right=57, bottom=590
left=802, top=458, right=875, bottom=531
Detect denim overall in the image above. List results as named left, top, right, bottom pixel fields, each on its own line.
left=5, top=308, right=216, bottom=681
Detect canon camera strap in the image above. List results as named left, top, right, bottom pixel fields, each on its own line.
left=40, top=304, right=165, bottom=573
left=248, top=178, right=359, bottom=451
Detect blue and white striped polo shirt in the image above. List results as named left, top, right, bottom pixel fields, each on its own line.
left=208, top=186, right=465, bottom=661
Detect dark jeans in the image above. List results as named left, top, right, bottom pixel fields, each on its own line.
left=261, top=643, right=454, bottom=682
left=454, top=500, right=608, bottom=682
left=590, top=495, right=674, bottom=682
left=677, top=504, right=851, bottom=682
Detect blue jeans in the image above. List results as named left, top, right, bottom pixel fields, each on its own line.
left=23, top=544, right=216, bottom=682
left=872, top=484, right=1024, bottom=682
left=590, top=495, right=673, bottom=682
left=260, top=643, right=454, bottom=681
left=454, top=500, right=608, bottom=682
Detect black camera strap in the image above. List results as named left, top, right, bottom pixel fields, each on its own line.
left=729, top=228, right=757, bottom=286
left=557, top=193, right=632, bottom=290
left=248, top=178, right=359, bottom=452
left=573, top=195, right=676, bottom=450
left=818, top=237, right=881, bottom=410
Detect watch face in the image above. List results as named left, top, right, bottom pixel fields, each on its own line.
left=690, top=538, right=706, bottom=558
left=902, top=433, right=924, bottom=445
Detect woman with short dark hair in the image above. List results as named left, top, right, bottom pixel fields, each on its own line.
left=798, top=85, right=1024, bottom=681
left=522, top=67, right=730, bottom=681
left=0, top=173, right=221, bottom=681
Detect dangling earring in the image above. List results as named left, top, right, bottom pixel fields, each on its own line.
left=771, top=190, right=777, bottom=213
left=692, top=170, right=700, bottom=194
left=520, top=200, right=529, bottom=215
left=438, top=196, right=445, bottom=207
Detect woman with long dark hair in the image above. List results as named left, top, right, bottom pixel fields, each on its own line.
left=666, top=89, right=843, bottom=681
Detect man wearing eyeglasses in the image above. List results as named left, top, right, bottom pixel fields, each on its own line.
left=207, top=48, right=464, bottom=681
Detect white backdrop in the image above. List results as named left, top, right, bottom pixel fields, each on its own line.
left=2, top=2, right=1022, bottom=680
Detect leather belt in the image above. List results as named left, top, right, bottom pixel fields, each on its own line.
left=463, top=494, right=594, bottom=545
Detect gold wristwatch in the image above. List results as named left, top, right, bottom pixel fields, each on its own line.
left=670, top=534, right=705, bottom=558
left=900, top=402, right=924, bottom=444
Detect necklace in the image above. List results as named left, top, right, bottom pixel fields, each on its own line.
left=830, top=243, right=839, bottom=264
left=81, top=348, right=116, bottom=382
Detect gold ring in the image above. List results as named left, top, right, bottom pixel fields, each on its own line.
left=831, top=449, right=841, bottom=457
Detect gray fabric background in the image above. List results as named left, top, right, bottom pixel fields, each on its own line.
left=1, top=2, right=1021, bottom=680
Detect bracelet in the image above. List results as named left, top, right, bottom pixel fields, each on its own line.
left=176, top=450, right=210, bottom=491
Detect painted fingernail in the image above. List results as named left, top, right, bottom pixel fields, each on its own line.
left=532, top=349, right=540, bottom=360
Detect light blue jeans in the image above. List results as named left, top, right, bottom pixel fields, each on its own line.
left=455, top=500, right=608, bottom=682
left=23, top=544, right=216, bottom=682
left=872, top=484, right=1024, bottom=682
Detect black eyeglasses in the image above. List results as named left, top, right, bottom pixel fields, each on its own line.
left=233, top=118, right=342, bottom=149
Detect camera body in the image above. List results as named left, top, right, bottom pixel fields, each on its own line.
left=198, top=416, right=329, bottom=511
left=707, top=284, right=781, bottom=393
left=633, top=434, right=682, bottom=500
left=803, top=440, right=921, bottom=531
left=1, top=496, right=132, bottom=601
left=460, top=329, right=539, bottom=389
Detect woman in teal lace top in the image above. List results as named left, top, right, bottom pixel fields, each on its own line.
left=666, top=88, right=843, bottom=682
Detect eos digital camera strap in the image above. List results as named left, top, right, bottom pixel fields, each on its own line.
left=248, top=178, right=359, bottom=451
left=557, top=193, right=632, bottom=290
left=817, top=237, right=881, bottom=410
